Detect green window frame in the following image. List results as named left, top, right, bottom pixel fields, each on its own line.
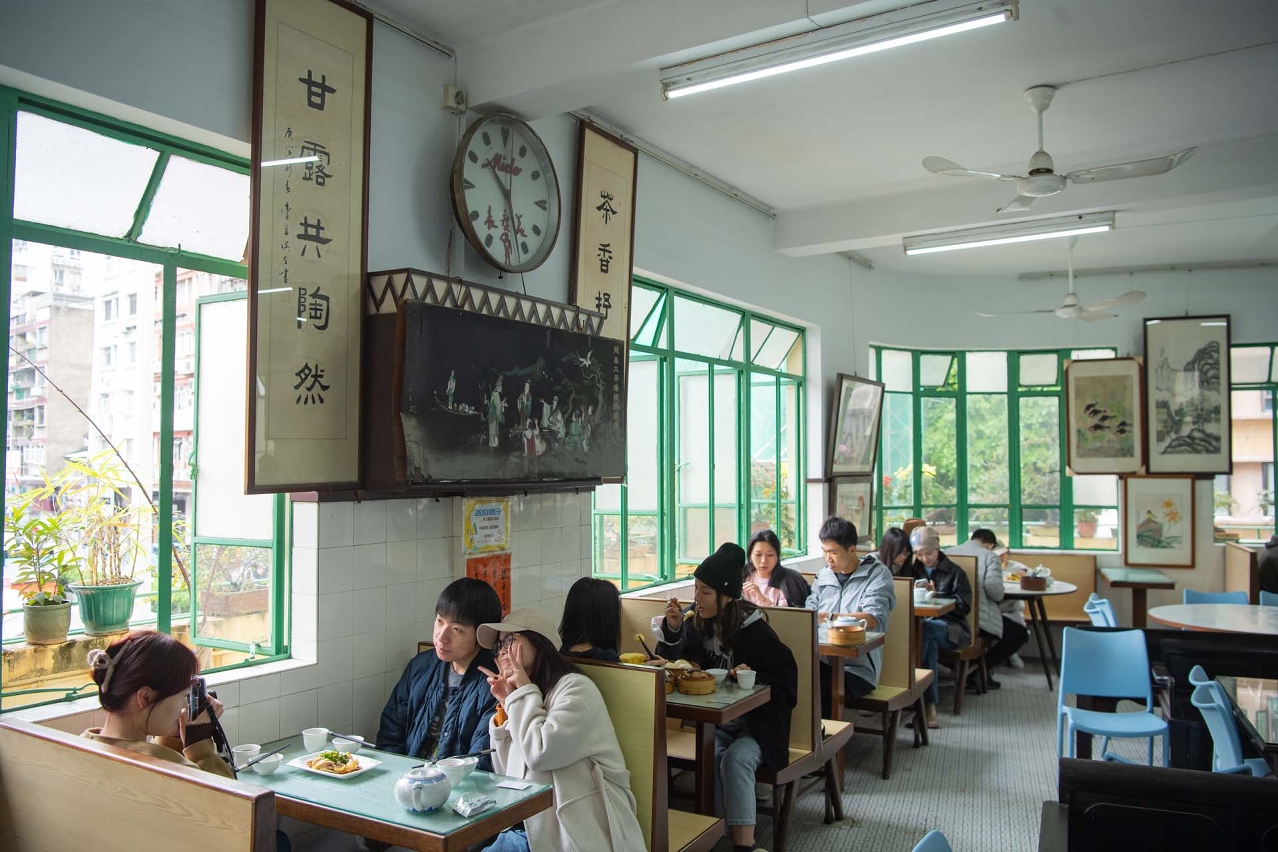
left=592, top=278, right=806, bottom=590
left=873, top=345, right=1119, bottom=550
left=1, top=87, right=288, bottom=709
left=1215, top=343, right=1278, bottom=543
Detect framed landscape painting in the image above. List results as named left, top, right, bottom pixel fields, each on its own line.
left=1065, top=357, right=1143, bottom=475
left=1123, top=475, right=1195, bottom=568
left=1144, top=315, right=1231, bottom=475
left=827, top=374, right=884, bottom=476
left=829, top=477, right=874, bottom=549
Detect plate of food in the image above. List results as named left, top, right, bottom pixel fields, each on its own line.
left=288, top=749, right=381, bottom=779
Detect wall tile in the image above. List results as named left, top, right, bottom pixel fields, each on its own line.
left=317, top=682, right=354, bottom=731
left=317, top=546, right=353, bottom=595
left=353, top=501, right=387, bottom=545
left=292, top=546, right=318, bottom=595
left=386, top=628, right=417, bottom=671
left=417, top=537, right=451, bottom=582
left=540, top=564, right=564, bottom=599
left=317, top=591, right=355, bottom=639
left=292, top=502, right=319, bottom=549
left=557, top=525, right=581, bottom=564
left=292, top=638, right=318, bottom=664
left=541, top=493, right=563, bottom=529
left=510, top=494, right=540, bottom=530
left=579, top=521, right=592, bottom=561
left=318, top=502, right=354, bottom=549
left=353, top=630, right=386, bottom=678
left=417, top=577, right=450, bottom=623
left=278, top=689, right=319, bottom=738
left=353, top=587, right=386, bottom=622
left=417, top=498, right=450, bottom=539
left=561, top=492, right=582, bottom=528
left=352, top=543, right=387, bottom=590
left=238, top=699, right=280, bottom=745
left=511, top=528, right=540, bottom=569
left=238, top=673, right=281, bottom=705
left=316, top=636, right=354, bottom=688
left=279, top=663, right=318, bottom=696
left=450, top=533, right=467, bottom=579
left=352, top=674, right=387, bottom=734
left=217, top=707, right=240, bottom=746
left=512, top=566, right=541, bottom=608
left=387, top=584, right=417, bottom=634
left=386, top=539, right=416, bottom=586
left=292, top=593, right=318, bottom=645
left=540, top=595, right=565, bottom=625
left=207, top=680, right=240, bottom=709
left=386, top=499, right=417, bottom=542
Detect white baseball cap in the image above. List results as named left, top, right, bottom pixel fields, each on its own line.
left=476, top=608, right=560, bottom=649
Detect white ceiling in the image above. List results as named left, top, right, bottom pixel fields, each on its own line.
left=370, top=0, right=1278, bottom=277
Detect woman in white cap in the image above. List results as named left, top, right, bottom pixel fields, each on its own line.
left=476, top=609, right=645, bottom=852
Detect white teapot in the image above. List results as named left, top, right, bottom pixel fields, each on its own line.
left=394, top=766, right=452, bottom=813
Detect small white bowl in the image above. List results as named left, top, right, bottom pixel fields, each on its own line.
left=332, top=735, right=365, bottom=754
left=251, top=753, right=284, bottom=775
left=436, top=757, right=468, bottom=786
left=705, top=668, right=729, bottom=684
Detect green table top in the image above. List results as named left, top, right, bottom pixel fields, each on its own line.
left=1100, top=567, right=1176, bottom=588
left=248, top=735, right=551, bottom=838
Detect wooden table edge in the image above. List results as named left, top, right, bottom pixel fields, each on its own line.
left=666, top=685, right=772, bottom=724
left=819, top=632, right=886, bottom=658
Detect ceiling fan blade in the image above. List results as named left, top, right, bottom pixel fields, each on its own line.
left=923, top=156, right=1022, bottom=181
left=997, top=195, right=1036, bottom=214
left=976, top=308, right=1057, bottom=318
left=1084, top=290, right=1147, bottom=311
left=1065, top=147, right=1197, bottom=184
left=1078, top=311, right=1118, bottom=322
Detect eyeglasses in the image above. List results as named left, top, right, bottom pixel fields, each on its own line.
left=494, top=633, right=520, bottom=655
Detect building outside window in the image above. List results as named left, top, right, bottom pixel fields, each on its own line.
left=1215, top=344, right=1278, bottom=543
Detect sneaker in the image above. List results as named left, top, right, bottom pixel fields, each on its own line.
left=1008, top=653, right=1026, bottom=669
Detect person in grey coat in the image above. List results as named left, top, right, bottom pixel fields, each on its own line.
left=946, top=529, right=1025, bottom=690
left=805, top=517, right=896, bottom=716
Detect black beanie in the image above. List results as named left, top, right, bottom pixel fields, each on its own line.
left=694, top=543, right=747, bottom=599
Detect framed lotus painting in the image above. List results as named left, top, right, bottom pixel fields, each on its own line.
left=1064, top=357, right=1144, bottom=475
left=1123, top=475, right=1195, bottom=568
left=827, top=374, right=884, bottom=477
left=1144, top=315, right=1231, bottom=475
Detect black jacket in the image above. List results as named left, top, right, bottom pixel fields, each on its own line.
left=376, top=650, right=497, bottom=769
left=746, top=564, right=811, bottom=608
left=1260, top=536, right=1278, bottom=594
left=656, top=612, right=798, bottom=771
left=907, top=553, right=973, bottom=647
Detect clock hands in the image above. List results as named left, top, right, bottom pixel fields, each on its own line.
left=483, top=134, right=522, bottom=265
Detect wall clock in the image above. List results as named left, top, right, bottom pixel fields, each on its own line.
left=450, top=113, right=561, bottom=274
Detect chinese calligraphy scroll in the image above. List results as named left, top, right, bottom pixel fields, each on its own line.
left=248, top=0, right=370, bottom=492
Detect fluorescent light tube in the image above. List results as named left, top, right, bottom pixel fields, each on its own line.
left=903, top=213, right=1115, bottom=256
left=661, top=0, right=1016, bottom=99
left=260, top=155, right=320, bottom=168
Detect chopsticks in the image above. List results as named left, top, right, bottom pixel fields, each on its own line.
left=411, top=747, right=495, bottom=770
left=234, top=743, right=289, bottom=773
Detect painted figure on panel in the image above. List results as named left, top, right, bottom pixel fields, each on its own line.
left=1073, top=375, right=1135, bottom=459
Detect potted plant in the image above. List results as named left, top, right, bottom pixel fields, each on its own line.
left=5, top=500, right=80, bottom=645
left=1077, top=509, right=1099, bottom=539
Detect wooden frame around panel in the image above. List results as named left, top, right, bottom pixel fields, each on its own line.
left=247, top=0, right=371, bottom=493
left=1143, top=314, right=1232, bottom=477
left=1064, top=356, right=1145, bottom=475
left=1122, top=474, right=1196, bottom=568
left=826, top=373, right=884, bottom=477
left=829, top=475, right=875, bottom=548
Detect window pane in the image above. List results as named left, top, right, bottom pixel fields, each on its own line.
left=780, top=378, right=801, bottom=551
left=14, top=112, right=159, bottom=238
left=625, top=514, right=659, bottom=589
left=967, top=394, right=1008, bottom=504
left=750, top=374, right=778, bottom=536
left=1020, top=353, right=1058, bottom=387
left=594, top=481, right=621, bottom=513
left=1231, top=346, right=1272, bottom=385
left=966, top=351, right=1007, bottom=393
left=595, top=514, right=622, bottom=575
left=920, top=354, right=954, bottom=389
left=673, top=296, right=741, bottom=360
left=1074, top=507, right=1118, bottom=551
left=192, top=543, right=272, bottom=646
left=630, top=286, right=660, bottom=341
left=675, top=359, right=710, bottom=561
left=921, top=397, right=956, bottom=504
left=1023, top=508, right=1061, bottom=548
left=882, top=506, right=914, bottom=531
left=633, top=290, right=666, bottom=348
left=1070, top=349, right=1115, bottom=361
left=926, top=517, right=957, bottom=547
left=968, top=508, right=1009, bottom=546
left=713, top=367, right=739, bottom=543
left=626, top=358, right=661, bottom=511
left=139, top=157, right=250, bottom=261
left=881, top=349, right=913, bottom=392
left=754, top=325, right=799, bottom=372
left=1072, top=474, right=1117, bottom=505
left=881, top=392, right=913, bottom=505
left=1020, top=396, right=1060, bottom=505
left=1220, top=389, right=1275, bottom=543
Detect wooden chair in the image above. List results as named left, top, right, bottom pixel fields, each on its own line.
left=575, top=659, right=723, bottom=852
left=847, top=577, right=934, bottom=780
left=938, top=553, right=988, bottom=714
left=0, top=719, right=277, bottom=852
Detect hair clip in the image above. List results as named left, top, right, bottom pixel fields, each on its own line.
left=87, top=648, right=117, bottom=691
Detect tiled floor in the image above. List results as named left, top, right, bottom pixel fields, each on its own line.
left=292, top=664, right=1137, bottom=852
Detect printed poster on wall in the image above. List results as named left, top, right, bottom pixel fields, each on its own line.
left=247, top=0, right=370, bottom=492
left=463, top=497, right=511, bottom=554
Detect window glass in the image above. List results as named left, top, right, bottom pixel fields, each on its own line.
left=880, top=392, right=913, bottom=506
left=1231, top=346, right=1272, bottom=385
left=139, top=156, right=250, bottom=261
left=712, top=366, right=739, bottom=545
left=1073, top=474, right=1117, bottom=505
left=968, top=508, right=1009, bottom=546
left=880, top=349, right=913, bottom=392
left=920, top=354, right=954, bottom=389
left=966, top=351, right=1007, bottom=393
left=1073, top=507, right=1118, bottom=551
left=779, top=377, right=801, bottom=552
left=13, top=112, right=159, bottom=237
left=750, top=374, right=779, bottom=539
left=1019, top=396, right=1060, bottom=504
left=1023, top=507, right=1061, bottom=548
left=1216, top=388, right=1275, bottom=543
left=675, top=358, right=711, bottom=563
left=1020, top=353, right=1058, bottom=387
left=921, top=397, right=956, bottom=504
left=754, top=324, right=799, bottom=373
left=673, top=296, right=740, bottom=360
left=625, top=358, right=662, bottom=589
left=1070, top=349, right=1115, bottom=361
left=629, top=286, right=660, bottom=342
left=967, top=394, right=1009, bottom=504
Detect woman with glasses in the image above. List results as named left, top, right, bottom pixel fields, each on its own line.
left=477, top=609, right=645, bottom=852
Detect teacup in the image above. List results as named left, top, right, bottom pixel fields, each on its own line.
left=705, top=668, right=729, bottom=684
left=232, top=744, right=261, bottom=765
left=302, top=727, right=330, bottom=753
left=736, top=669, right=757, bottom=689
left=436, top=757, right=470, bottom=787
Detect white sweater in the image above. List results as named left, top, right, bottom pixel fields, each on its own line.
left=490, top=673, right=646, bottom=852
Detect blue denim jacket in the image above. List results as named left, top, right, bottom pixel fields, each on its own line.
left=804, top=555, right=896, bottom=687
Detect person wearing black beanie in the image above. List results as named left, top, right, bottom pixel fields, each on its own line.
left=656, top=543, right=798, bottom=852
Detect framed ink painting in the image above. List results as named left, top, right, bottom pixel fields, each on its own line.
left=1065, top=357, right=1144, bottom=475
left=1123, top=475, right=1195, bottom=568
left=829, top=477, right=875, bottom=549
left=827, top=374, right=884, bottom=476
left=1144, top=315, right=1231, bottom=475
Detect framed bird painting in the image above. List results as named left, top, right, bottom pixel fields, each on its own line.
left=1065, top=357, right=1144, bottom=475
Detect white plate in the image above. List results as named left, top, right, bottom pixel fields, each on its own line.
left=288, top=751, right=382, bottom=779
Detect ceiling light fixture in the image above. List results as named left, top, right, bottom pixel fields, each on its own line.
left=660, top=0, right=1016, bottom=99
left=903, top=212, right=1116, bottom=256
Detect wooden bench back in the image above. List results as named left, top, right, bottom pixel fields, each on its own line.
left=620, top=596, right=672, bottom=657
left=948, top=554, right=980, bottom=649
left=1010, top=551, right=1095, bottom=621
left=573, top=660, right=668, bottom=852
left=757, top=606, right=819, bottom=753
left=880, top=578, right=916, bottom=690
left=0, top=719, right=276, bottom=852
left=1223, top=542, right=1259, bottom=603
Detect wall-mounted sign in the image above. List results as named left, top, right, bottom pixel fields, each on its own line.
left=247, top=0, right=370, bottom=492
left=463, top=497, right=510, bottom=554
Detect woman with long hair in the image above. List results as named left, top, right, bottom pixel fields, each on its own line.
left=740, top=528, right=810, bottom=608
left=558, top=576, right=622, bottom=661
left=657, top=543, right=798, bottom=852
left=876, top=527, right=914, bottom=576
left=478, top=609, right=645, bottom=852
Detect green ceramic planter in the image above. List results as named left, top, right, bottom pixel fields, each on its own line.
left=23, top=601, right=72, bottom=645
left=68, top=581, right=142, bottom=636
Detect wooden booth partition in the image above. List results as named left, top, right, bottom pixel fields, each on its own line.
left=620, top=596, right=672, bottom=658
left=0, top=719, right=276, bottom=852
left=1009, top=551, right=1095, bottom=622
left=1223, top=542, right=1260, bottom=603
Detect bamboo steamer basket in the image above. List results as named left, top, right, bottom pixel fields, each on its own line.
left=676, top=672, right=717, bottom=695
left=827, top=624, right=867, bottom=647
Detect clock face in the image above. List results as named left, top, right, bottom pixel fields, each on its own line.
left=451, top=114, right=561, bottom=274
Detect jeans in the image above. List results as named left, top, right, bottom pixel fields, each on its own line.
left=922, top=618, right=958, bottom=704
left=984, top=616, right=1029, bottom=669
left=483, top=828, right=530, bottom=852
left=715, top=718, right=763, bottom=828
left=818, top=660, right=876, bottom=717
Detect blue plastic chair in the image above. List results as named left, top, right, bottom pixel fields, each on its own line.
left=1260, top=590, right=1278, bottom=607
left=911, top=830, right=953, bottom=852
left=1184, top=589, right=1249, bottom=605
left=1084, top=593, right=1118, bottom=627
left=1057, top=627, right=1168, bottom=766
left=1188, top=664, right=1211, bottom=688
left=1190, top=683, right=1273, bottom=776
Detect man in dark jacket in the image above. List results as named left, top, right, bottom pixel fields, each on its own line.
left=377, top=578, right=502, bottom=770
left=907, top=526, right=973, bottom=727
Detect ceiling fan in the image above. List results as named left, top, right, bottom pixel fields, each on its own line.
left=977, top=238, right=1145, bottom=321
left=924, top=85, right=1197, bottom=214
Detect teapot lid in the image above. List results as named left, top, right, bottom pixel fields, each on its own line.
left=404, top=766, right=444, bottom=780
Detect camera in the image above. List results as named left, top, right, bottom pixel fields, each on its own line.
left=188, top=677, right=209, bottom=721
